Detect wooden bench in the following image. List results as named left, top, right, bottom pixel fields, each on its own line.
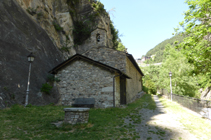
left=72, top=98, right=95, bottom=108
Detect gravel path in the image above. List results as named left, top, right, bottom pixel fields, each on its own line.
left=125, top=95, right=198, bottom=140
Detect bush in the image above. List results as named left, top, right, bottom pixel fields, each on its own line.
left=73, top=21, right=91, bottom=45
left=53, top=22, right=63, bottom=32
left=40, top=83, right=53, bottom=94
left=47, top=74, right=61, bottom=83
left=143, top=76, right=157, bottom=95
left=142, top=86, right=148, bottom=93
left=60, top=47, right=71, bottom=53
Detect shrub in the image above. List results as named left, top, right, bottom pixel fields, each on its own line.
left=26, top=7, right=36, bottom=15
left=73, top=21, right=91, bottom=45
left=47, top=74, right=61, bottom=83
left=143, top=76, right=157, bottom=95
left=53, top=22, right=63, bottom=32
left=92, top=1, right=107, bottom=15
left=41, top=83, right=53, bottom=94
left=60, top=47, right=71, bottom=53
left=110, top=21, right=120, bottom=50
left=26, top=104, right=32, bottom=107
left=142, top=86, right=148, bottom=93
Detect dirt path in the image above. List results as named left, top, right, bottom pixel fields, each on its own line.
left=125, top=95, right=198, bottom=140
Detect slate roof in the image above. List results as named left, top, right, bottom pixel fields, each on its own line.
left=49, top=54, right=131, bottom=79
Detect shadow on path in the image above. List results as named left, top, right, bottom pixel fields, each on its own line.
left=124, top=95, right=198, bottom=140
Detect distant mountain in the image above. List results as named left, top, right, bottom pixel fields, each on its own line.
left=145, top=34, right=185, bottom=63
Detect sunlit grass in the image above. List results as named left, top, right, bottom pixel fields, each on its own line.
left=0, top=94, right=155, bottom=140
left=159, top=96, right=211, bottom=140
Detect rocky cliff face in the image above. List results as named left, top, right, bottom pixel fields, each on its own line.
left=0, top=0, right=65, bottom=108
left=0, top=0, right=113, bottom=109
left=16, top=0, right=76, bottom=58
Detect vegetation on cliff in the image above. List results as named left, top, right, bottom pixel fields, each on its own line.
left=110, top=21, right=126, bottom=51
left=67, top=0, right=125, bottom=51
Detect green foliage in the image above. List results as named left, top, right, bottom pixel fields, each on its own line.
left=142, top=85, right=148, bottom=93
left=40, top=83, right=53, bottom=94
left=141, top=64, right=161, bottom=89
left=142, top=45, right=200, bottom=97
left=25, top=104, right=32, bottom=108
left=53, top=22, right=63, bottom=32
left=26, top=7, right=36, bottom=15
left=116, top=40, right=126, bottom=51
left=176, top=0, right=211, bottom=89
left=143, top=75, right=157, bottom=95
left=60, top=46, right=71, bottom=53
left=110, top=21, right=120, bottom=50
left=197, top=74, right=211, bottom=89
left=73, top=21, right=91, bottom=45
left=47, top=75, right=61, bottom=83
left=3, top=87, right=8, bottom=91
left=92, top=1, right=107, bottom=15
left=158, top=46, right=199, bottom=97
left=145, top=34, right=185, bottom=63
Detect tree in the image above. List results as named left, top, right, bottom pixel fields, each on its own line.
left=141, top=62, right=161, bottom=94
left=158, top=45, right=199, bottom=97
left=177, top=0, right=211, bottom=88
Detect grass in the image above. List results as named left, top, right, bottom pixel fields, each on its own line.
left=159, top=96, right=211, bottom=140
left=0, top=94, right=156, bottom=140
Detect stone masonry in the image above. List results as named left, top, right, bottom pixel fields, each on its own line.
left=55, top=59, right=116, bottom=108
left=64, top=108, right=90, bottom=124
left=83, top=46, right=127, bottom=73
left=126, top=56, right=143, bottom=103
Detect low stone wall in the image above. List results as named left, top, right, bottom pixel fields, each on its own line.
left=64, top=108, right=90, bottom=124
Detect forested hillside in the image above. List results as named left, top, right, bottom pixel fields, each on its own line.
left=142, top=0, right=211, bottom=99
left=145, top=34, right=185, bottom=63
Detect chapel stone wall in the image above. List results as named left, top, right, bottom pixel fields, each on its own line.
left=83, top=47, right=127, bottom=73
left=55, top=59, right=117, bottom=108
left=125, top=57, right=143, bottom=103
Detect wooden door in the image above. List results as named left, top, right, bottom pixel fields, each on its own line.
left=120, top=77, right=126, bottom=104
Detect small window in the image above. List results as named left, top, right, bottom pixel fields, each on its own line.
left=96, top=34, right=100, bottom=42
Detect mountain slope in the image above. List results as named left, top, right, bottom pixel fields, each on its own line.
left=145, top=34, right=185, bottom=63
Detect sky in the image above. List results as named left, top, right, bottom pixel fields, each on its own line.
left=100, top=0, right=189, bottom=59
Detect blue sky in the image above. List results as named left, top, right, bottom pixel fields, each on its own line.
left=100, top=0, right=189, bottom=59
